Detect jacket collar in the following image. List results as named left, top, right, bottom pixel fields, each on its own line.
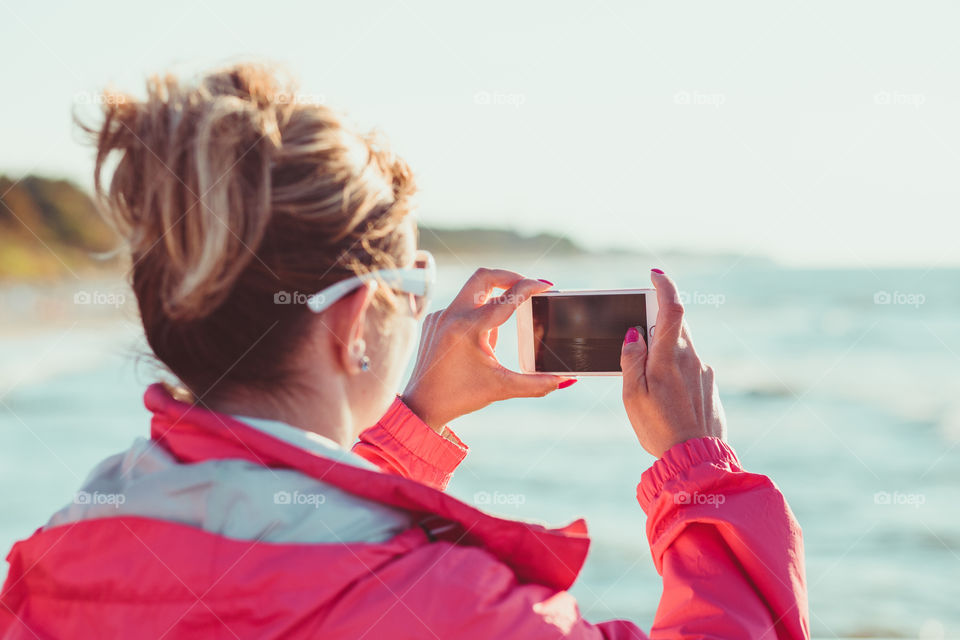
left=144, top=383, right=590, bottom=591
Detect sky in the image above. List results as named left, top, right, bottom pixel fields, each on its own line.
left=1, top=0, right=958, bottom=267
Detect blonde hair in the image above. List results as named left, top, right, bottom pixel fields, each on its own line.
left=83, top=64, right=416, bottom=397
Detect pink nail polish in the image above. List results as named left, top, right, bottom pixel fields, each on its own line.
left=538, top=279, right=554, bottom=286
left=624, top=327, right=640, bottom=344
left=558, top=378, right=577, bottom=389
left=651, top=268, right=664, bottom=275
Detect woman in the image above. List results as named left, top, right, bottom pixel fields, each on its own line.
left=0, top=65, right=809, bottom=639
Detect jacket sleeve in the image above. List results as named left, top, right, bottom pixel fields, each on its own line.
left=351, top=396, right=468, bottom=491
left=333, top=437, right=808, bottom=640
left=637, top=437, right=810, bottom=639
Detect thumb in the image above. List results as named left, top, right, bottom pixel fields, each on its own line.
left=620, top=326, right=648, bottom=394
left=498, top=369, right=568, bottom=399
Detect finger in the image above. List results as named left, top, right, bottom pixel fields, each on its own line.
left=620, top=326, right=648, bottom=394
left=476, top=278, right=552, bottom=328
left=488, top=326, right=499, bottom=351
left=650, top=269, right=684, bottom=348
left=449, top=267, right=527, bottom=310
left=497, top=368, right=568, bottom=399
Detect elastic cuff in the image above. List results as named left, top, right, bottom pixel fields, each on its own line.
left=381, top=397, right=468, bottom=473
left=636, top=437, right=741, bottom=511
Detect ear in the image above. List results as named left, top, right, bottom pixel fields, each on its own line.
left=326, top=281, right=379, bottom=375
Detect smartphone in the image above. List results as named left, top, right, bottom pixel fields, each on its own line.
left=517, top=288, right=658, bottom=376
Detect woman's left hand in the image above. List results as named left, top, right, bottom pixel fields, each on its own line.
left=401, top=268, right=572, bottom=432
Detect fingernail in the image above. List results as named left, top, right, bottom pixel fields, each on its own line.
left=651, top=268, right=664, bottom=275
left=538, top=278, right=554, bottom=286
left=558, top=378, right=577, bottom=389
left=624, top=326, right=640, bottom=344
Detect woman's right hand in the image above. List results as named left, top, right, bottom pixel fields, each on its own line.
left=620, top=270, right=727, bottom=458
left=401, top=268, right=570, bottom=432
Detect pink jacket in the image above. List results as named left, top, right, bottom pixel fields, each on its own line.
left=1, top=384, right=809, bottom=638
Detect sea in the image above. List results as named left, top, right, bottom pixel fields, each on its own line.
left=1, top=253, right=958, bottom=638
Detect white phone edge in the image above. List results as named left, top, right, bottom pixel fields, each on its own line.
left=516, top=288, right=658, bottom=376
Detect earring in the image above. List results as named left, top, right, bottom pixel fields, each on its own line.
left=352, top=339, right=370, bottom=372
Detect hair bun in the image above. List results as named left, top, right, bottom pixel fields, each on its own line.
left=84, top=65, right=289, bottom=320
left=81, top=63, right=417, bottom=398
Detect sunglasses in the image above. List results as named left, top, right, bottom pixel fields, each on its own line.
left=305, top=249, right=436, bottom=320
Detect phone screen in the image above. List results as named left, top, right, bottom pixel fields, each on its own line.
left=531, top=293, right=648, bottom=373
